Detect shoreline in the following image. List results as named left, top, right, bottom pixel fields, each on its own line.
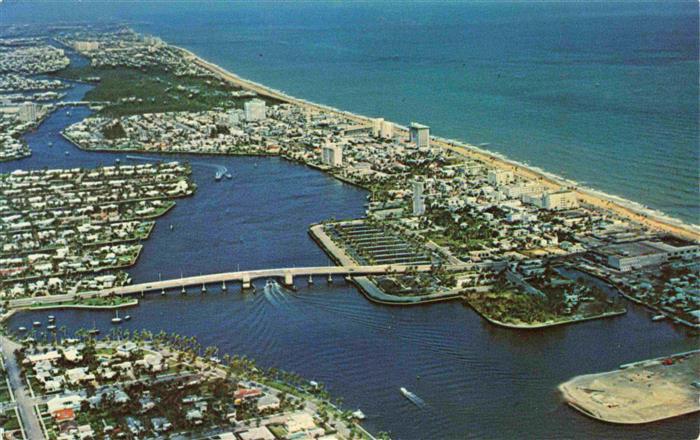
left=558, top=350, right=700, bottom=424
left=308, top=224, right=463, bottom=306
left=175, top=45, right=699, bottom=242
left=465, top=299, right=628, bottom=330
left=20, top=298, right=139, bottom=312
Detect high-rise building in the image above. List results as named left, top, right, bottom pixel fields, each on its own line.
left=371, top=118, right=394, bottom=139
left=412, top=180, right=426, bottom=216
left=18, top=102, right=38, bottom=123
left=542, top=190, right=579, bottom=211
left=321, top=143, right=343, bottom=167
left=73, top=41, right=99, bottom=51
left=244, top=99, right=266, bottom=122
left=372, top=118, right=383, bottom=137
left=487, top=170, right=514, bottom=187
left=409, top=122, right=430, bottom=148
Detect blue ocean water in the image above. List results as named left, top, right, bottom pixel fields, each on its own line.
left=3, top=1, right=697, bottom=224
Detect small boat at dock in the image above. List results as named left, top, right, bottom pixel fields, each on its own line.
left=88, top=328, right=100, bottom=336
left=651, top=314, right=666, bottom=321
left=32, top=321, right=41, bottom=327
left=111, top=311, right=122, bottom=324
left=47, top=325, right=56, bottom=331
left=18, top=326, right=26, bottom=332
left=48, top=315, right=55, bottom=322
left=225, top=172, right=233, bottom=179
left=124, top=315, right=131, bottom=321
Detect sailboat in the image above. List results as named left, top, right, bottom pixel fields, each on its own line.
left=111, top=311, right=123, bottom=324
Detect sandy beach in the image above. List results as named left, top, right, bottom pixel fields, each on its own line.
left=179, top=46, right=700, bottom=243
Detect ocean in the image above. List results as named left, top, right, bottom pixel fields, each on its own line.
left=3, top=0, right=697, bottom=224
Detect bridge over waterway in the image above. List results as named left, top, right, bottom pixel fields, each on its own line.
left=8, top=263, right=482, bottom=308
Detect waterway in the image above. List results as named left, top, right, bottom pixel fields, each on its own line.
left=2, top=57, right=698, bottom=440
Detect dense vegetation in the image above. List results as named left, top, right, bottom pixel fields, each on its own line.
left=54, top=65, right=279, bottom=117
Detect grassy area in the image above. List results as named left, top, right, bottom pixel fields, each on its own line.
left=465, top=279, right=625, bottom=327
left=427, top=208, right=494, bottom=253
left=29, top=296, right=137, bottom=309
left=466, top=289, right=561, bottom=325
left=54, top=65, right=280, bottom=117
left=0, top=411, right=20, bottom=431
left=0, top=385, right=11, bottom=403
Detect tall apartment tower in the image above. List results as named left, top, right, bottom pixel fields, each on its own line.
left=244, top=98, right=266, bottom=122
left=412, top=180, right=426, bottom=216
left=18, top=102, right=38, bottom=123
left=321, top=143, right=343, bottom=167
left=409, top=122, right=430, bottom=148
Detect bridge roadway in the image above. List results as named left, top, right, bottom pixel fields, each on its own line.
left=9, top=264, right=480, bottom=308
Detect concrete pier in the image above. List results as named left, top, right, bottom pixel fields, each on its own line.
left=283, top=270, right=294, bottom=287
left=241, top=274, right=252, bottom=290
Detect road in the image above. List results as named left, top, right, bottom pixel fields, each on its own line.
left=0, top=335, right=44, bottom=440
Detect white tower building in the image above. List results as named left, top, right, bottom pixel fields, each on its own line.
left=244, top=98, right=266, bottom=122
left=321, top=143, right=343, bottom=167
left=412, top=180, right=426, bottom=216
left=409, top=122, right=430, bottom=148
left=18, top=102, right=38, bottom=123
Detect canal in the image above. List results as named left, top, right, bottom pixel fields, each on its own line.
left=2, top=73, right=697, bottom=440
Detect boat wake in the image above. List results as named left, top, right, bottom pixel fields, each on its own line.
left=401, top=387, right=426, bottom=408
left=263, top=279, right=289, bottom=307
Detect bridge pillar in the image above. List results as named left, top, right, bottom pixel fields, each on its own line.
left=242, top=274, right=251, bottom=290
left=283, top=270, right=294, bottom=287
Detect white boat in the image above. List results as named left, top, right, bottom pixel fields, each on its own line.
left=400, top=387, right=425, bottom=407
left=225, top=172, right=233, bottom=179
left=111, top=311, right=122, bottom=324
left=47, top=325, right=56, bottom=331
left=17, top=326, right=26, bottom=332
left=32, top=321, right=41, bottom=327
left=48, top=315, right=55, bottom=322
left=651, top=314, right=666, bottom=321
left=124, top=315, right=131, bottom=321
